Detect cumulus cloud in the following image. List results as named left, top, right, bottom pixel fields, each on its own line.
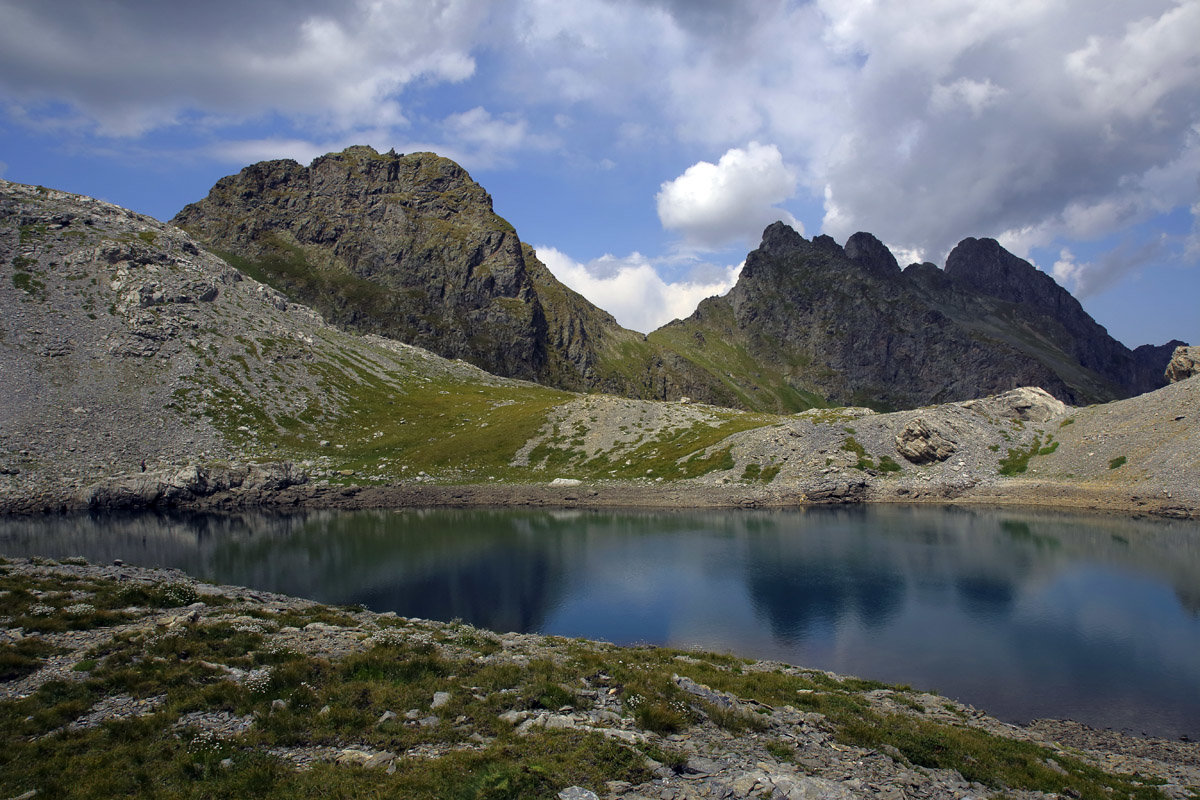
left=534, top=246, right=741, bottom=332
left=1049, top=239, right=1169, bottom=299
left=0, top=0, right=487, bottom=136
left=515, top=0, right=1199, bottom=284
left=3, top=0, right=1196, bottom=316
left=656, top=143, right=799, bottom=250
left=810, top=0, right=1200, bottom=267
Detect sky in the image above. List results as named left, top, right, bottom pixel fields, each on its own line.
left=0, top=0, right=1197, bottom=347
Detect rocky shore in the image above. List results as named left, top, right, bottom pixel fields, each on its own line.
left=2, top=556, right=1197, bottom=800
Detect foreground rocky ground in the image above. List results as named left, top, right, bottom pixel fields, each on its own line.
left=2, top=557, right=1197, bottom=800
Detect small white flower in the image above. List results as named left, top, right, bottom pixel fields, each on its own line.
left=244, top=667, right=273, bottom=693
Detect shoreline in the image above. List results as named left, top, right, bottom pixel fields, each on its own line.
left=1, top=469, right=1197, bottom=519
left=2, top=556, right=1197, bottom=800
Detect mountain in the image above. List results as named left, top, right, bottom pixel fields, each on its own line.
left=172, top=146, right=645, bottom=394
left=653, top=223, right=1181, bottom=410
left=174, top=147, right=1181, bottom=413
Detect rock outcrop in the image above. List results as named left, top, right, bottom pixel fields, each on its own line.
left=82, top=462, right=307, bottom=510
left=894, top=418, right=957, bottom=464
left=1165, top=345, right=1200, bottom=383
left=961, top=386, right=1069, bottom=423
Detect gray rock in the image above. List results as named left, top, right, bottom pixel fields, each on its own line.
left=963, top=386, right=1068, bottom=422
left=1165, top=346, right=1200, bottom=383
left=894, top=418, right=956, bottom=464
left=557, top=788, right=599, bottom=800
left=431, top=691, right=451, bottom=709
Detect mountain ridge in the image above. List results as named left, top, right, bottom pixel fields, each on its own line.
left=172, top=146, right=1182, bottom=412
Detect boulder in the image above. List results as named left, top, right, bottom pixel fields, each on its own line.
left=1165, top=346, right=1200, bottom=383
left=962, top=387, right=1067, bottom=422
left=894, top=418, right=956, bottom=464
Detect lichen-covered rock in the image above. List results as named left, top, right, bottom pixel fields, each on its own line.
left=894, top=418, right=957, bottom=464
left=1165, top=346, right=1200, bottom=383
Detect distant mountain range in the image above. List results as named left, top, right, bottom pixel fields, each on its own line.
left=174, top=146, right=1184, bottom=412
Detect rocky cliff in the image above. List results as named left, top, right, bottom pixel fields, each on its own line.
left=653, top=223, right=1182, bottom=410
left=173, top=146, right=635, bottom=391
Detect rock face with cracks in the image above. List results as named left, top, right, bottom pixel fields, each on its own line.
left=1166, top=346, right=1200, bottom=383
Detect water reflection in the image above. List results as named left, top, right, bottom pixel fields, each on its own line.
left=1, top=505, right=1198, bottom=739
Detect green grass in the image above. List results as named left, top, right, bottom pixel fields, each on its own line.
left=0, top=567, right=1172, bottom=800
left=837, top=712, right=1165, bottom=800
left=998, top=435, right=1056, bottom=476
left=1109, top=455, right=1127, bottom=469
left=877, top=455, right=902, bottom=474
left=841, top=436, right=875, bottom=470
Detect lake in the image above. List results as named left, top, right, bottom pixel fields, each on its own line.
left=2, top=504, right=1198, bottom=739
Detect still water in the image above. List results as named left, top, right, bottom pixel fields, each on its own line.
left=2, top=505, right=1198, bottom=739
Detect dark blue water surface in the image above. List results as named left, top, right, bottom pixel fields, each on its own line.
left=2, top=505, right=1198, bottom=739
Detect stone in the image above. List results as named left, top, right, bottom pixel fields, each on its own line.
left=335, top=749, right=372, bottom=766
left=549, top=478, right=582, bottom=486
left=963, top=386, right=1068, bottom=422
left=557, top=788, right=599, bottom=800
left=1165, top=345, right=1200, bottom=383
left=270, top=699, right=288, bottom=714
left=431, top=691, right=451, bottom=709
left=362, top=751, right=397, bottom=770
left=894, top=418, right=956, bottom=464
left=377, top=710, right=397, bottom=725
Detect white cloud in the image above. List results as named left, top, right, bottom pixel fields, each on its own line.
left=810, top=0, right=1200, bottom=268
left=534, top=246, right=741, bottom=332
left=1052, top=248, right=1081, bottom=286
left=2, top=0, right=1196, bottom=315
left=440, top=107, right=556, bottom=166
left=207, top=137, right=359, bottom=166
left=1048, top=239, right=1170, bottom=300
left=0, top=0, right=488, bottom=136
left=656, top=142, right=799, bottom=250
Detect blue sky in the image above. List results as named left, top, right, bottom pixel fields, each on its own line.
left=1, top=0, right=1197, bottom=347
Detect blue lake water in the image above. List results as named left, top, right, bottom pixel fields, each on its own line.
left=2, top=505, right=1198, bottom=739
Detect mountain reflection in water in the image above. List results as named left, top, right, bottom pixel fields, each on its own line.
left=2, top=505, right=1198, bottom=739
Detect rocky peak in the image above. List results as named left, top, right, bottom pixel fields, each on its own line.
left=944, top=237, right=1070, bottom=313
left=902, top=261, right=951, bottom=292
left=812, top=234, right=845, bottom=255
left=844, top=232, right=899, bottom=275
left=758, top=221, right=806, bottom=254
left=174, top=146, right=546, bottom=380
